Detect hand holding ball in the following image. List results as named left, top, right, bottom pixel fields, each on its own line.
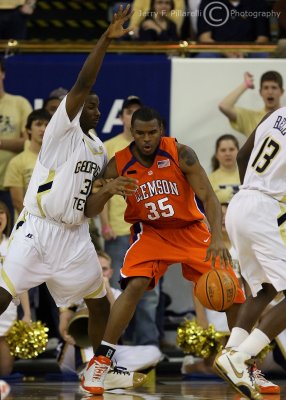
left=195, top=269, right=237, bottom=311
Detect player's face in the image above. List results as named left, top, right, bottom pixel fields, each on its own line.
left=131, top=118, right=163, bottom=156
left=0, top=208, right=7, bottom=234
left=120, top=104, right=141, bottom=132
left=80, top=94, right=101, bottom=133
left=98, top=256, right=113, bottom=279
left=30, top=119, right=49, bottom=145
left=216, top=139, right=238, bottom=170
left=260, top=81, right=284, bottom=110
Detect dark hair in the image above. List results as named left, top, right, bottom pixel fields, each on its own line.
left=211, top=134, right=239, bottom=171
left=0, top=201, right=11, bottom=236
left=131, top=106, right=162, bottom=127
left=25, top=108, right=51, bottom=130
left=260, top=71, right=283, bottom=89
left=0, top=58, right=5, bottom=73
left=150, top=0, right=175, bottom=12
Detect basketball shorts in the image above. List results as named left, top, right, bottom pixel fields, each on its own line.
left=226, top=189, right=286, bottom=297
left=0, top=211, right=106, bottom=307
left=121, top=220, right=244, bottom=304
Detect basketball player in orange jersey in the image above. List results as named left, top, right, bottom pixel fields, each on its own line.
left=81, top=107, right=245, bottom=395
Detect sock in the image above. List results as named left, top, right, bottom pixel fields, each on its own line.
left=95, top=341, right=116, bottom=359
left=237, top=329, right=270, bottom=357
left=226, top=327, right=249, bottom=349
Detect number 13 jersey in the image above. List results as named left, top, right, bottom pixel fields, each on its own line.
left=242, top=107, right=286, bottom=201
left=115, top=137, right=204, bottom=227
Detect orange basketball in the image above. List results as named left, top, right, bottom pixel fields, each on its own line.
left=195, top=269, right=237, bottom=311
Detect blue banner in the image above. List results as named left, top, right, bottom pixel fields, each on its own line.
left=4, top=53, right=171, bottom=141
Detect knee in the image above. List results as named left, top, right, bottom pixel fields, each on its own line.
left=0, top=288, right=12, bottom=313
left=126, top=277, right=151, bottom=298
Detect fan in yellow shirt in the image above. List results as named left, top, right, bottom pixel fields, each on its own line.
left=4, top=109, right=51, bottom=215
left=219, top=71, right=284, bottom=137
left=208, top=134, right=240, bottom=204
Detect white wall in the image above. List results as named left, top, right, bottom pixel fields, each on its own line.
left=170, top=58, right=286, bottom=173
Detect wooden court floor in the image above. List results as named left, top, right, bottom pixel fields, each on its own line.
left=5, top=378, right=285, bottom=400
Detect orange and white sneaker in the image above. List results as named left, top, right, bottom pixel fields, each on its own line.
left=80, top=355, right=112, bottom=395
left=252, top=363, right=280, bottom=394
left=0, top=380, right=11, bottom=400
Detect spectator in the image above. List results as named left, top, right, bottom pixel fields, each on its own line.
left=219, top=71, right=284, bottom=136
left=43, top=88, right=68, bottom=116
left=57, top=250, right=161, bottom=378
left=4, top=109, right=51, bottom=215
left=208, top=134, right=240, bottom=204
left=197, top=0, right=270, bottom=58
left=43, top=97, right=62, bottom=117
left=0, top=58, right=32, bottom=223
left=138, top=0, right=179, bottom=41
left=0, top=1, right=37, bottom=40
left=130, top=0, right=185, bottom=38
left=274, top=0, right=286, bottom=39
left=100, top=96, right=160, bottom=348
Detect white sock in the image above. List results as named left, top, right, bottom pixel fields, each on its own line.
left=226, top=327, right=249, bottom=348
left=237, top=329, right=270, bottom=357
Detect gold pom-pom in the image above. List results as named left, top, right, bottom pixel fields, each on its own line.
left=6, top=321, right=49, bottom=359
left=177, top=319, right=227, bottom=359
left=257, top=343, right=274, bottom=362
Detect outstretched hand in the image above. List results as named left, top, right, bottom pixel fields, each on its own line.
left=244, top=71, right=255, bottom=89
left=205, top=237, right=233, bottom=269
left=106, top=4, right=134, bottom=39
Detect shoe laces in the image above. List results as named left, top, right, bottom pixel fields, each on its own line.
left=92, top=359, right=110, bottom=382
left=251, top=363, right=267, bottom=382
left=245, top=359, right=256, bottom=385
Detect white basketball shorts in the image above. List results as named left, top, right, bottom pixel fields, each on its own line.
left=226, top=189, right=286, bottom=297
left=0, top=211, right=106, bottom=307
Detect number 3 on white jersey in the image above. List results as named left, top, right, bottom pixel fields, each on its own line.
left=145, top=197, right=175, bottom=220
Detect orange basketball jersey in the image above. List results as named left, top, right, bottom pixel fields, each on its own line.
left=115, top=137, right=205, bottom=227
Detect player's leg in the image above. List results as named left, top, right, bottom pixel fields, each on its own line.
left=84, top=296, right=110, bottom=352
left=0, top=288, right=12, bottom=315
left=104, top=276, right=152, bottom=344
left=0, top=336, right=14, bottom=376
left=0, top=213, right=49, bottom=315
left=81, top=276, right=151, bottom=395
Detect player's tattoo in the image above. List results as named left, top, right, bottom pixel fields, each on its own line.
left=180, top=146, right=198, bottom=166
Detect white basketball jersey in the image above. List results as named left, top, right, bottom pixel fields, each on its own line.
left=24, top=97, right=107, bottom=225
left=241, top=107, right=286, bottom=201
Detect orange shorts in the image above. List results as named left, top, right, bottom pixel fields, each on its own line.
left=121, top=221, right=245, bottom=304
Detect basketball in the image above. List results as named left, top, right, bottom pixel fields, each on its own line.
left=195, top=269, right=237, bottom=311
